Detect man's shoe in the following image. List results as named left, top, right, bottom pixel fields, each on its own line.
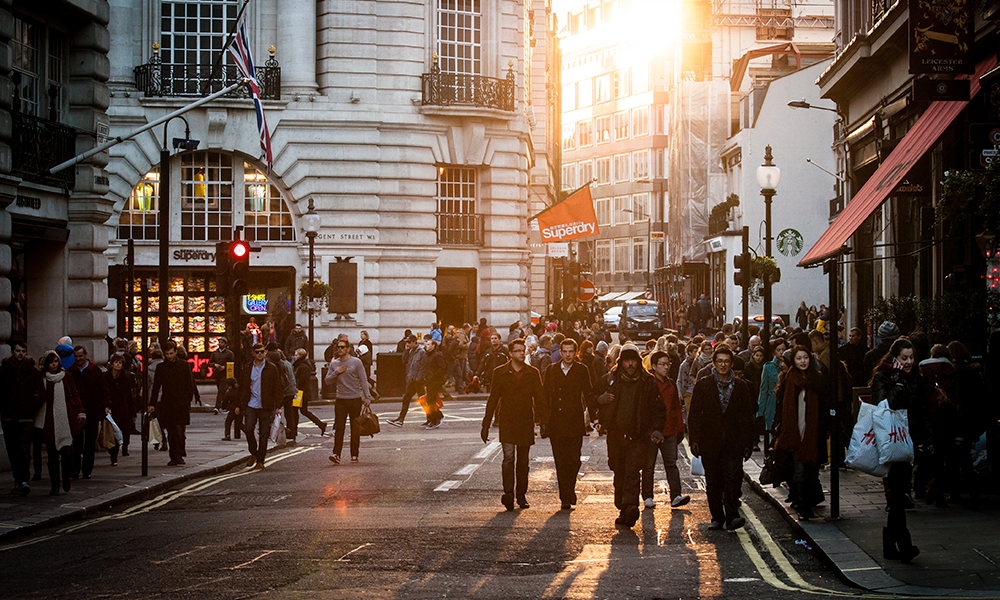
left=223, top=436, right=232, bottom=441
left=254, top=461, right=264, bottom=470
left=501, top=494, right=514, bottom=511
left=614, top=514, right=627, bottom=526
left=10, top=484, right=20, bottom=495
left=62, top=479, right=70, bottom=492
left=561, top=503, right=573, bottom=510
left=111, top=461, right=118, bottom=467
left=431, top=421, right=441, bottom=429
left=122, top=449, right=130, bottom=457
left=329, top=454, right=341, bottom=465
left=671, top=494, right=691, bottom=508
left=247, top=456, right=257, bottom=467
left=176, top=458, right=185, bottom=465
left=319, top=422, right=328, bottom=436
left=644, top=497, right=656, bottom=509
left=726, top=517, right=746, bottom=531
left=167, top=460, right=179, bottom=466
left=517, top=498, right=530, bottom=509
left=18, top=483, right=29, bottom=497
left=286, top=440, right=296, bottom=447
left=570, top=492, right=578, bottom=506
left=625, top=507, right=639, bottom=526
left=386, top=419, right=403, bottom=428
left=708, top=520, right=725, bottom=530
left=351, top=456, right=359, bottom=463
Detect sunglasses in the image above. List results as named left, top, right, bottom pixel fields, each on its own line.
left=254, top=349, right=266, bottom=354
left=337, top=345, right=348, bottom=349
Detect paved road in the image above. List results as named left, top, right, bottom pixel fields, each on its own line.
left=0, top=401, right=857, bottom=599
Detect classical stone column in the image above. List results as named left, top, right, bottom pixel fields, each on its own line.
left=278, top=0, right=318, bottom=96
left=0, top=1, right=17, bottom=358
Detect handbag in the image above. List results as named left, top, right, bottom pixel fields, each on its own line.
left=356, top=404, right=380, bottom=437
left=691, top=455, right=705, bottom=476
left=873, top=400, right=914, bottom=465
left=846, top=402, right=889, bottom=476
left=759, top=448, right=791, bottom=485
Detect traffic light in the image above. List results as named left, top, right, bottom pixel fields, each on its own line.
left=215, top=241, right=231, bottom=294
left=229, top=239, right=251, bottom=296
left=733, top=252, right=750, bottom=287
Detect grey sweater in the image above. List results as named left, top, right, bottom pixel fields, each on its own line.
left=324, top=355, right=372, bottom=401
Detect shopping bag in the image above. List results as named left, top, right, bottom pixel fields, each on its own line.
left=691, top=455, right=705, bottom=476
left=845, top=402, right=889, bottom=476
left=416, top=393, right=444, bottom=416
left=356, top=404, right=380, bottom=437
left=269, top=409, right=287, bottom=445
left=292, top=390, right=303, bottom=408
left=96, top=419, right=116, bottom=450
left=149, top=417, right=163, bottom=444
left=873, top=400, right=914, bottom=465
left=105, top=414, right=124, bottom=445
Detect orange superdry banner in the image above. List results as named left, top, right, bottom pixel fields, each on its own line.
left=533, top=185, right=600, bottom=243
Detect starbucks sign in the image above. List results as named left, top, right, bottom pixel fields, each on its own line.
left=777, top=228, right=803, bottom=257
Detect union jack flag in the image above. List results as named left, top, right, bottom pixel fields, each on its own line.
left=229, top=20, right=273, bottom=169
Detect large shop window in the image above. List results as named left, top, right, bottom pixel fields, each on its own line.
left=118, top=151, right=294, bottom=243
left=126, top=274, right=228, bottom=354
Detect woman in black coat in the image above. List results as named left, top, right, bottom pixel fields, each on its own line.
left=104, top=354, right=136, bottom=464
left=871, top=338, right=929, bottom=564
left=293, top=349, right=327, bottom=435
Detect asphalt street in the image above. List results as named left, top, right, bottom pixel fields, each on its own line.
left=0, top=401, right=859, bottom=599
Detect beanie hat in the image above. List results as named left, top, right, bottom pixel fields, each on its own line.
left=619, top=343, right=641, bottom=363
left=596, top=340, right=609, bottom=354
left=55, top=344, right=75, bottom=370
left=877, top=321, right=900, bottom=341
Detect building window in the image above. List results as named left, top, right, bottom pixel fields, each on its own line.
left=632, top=63, right=649, bottom=94
left=653, top=104, right=667, bottom=134
left=633, top=237, right=647, bottom=273
left=654, top=149, right=665, bottom=178
left=436, top=166, right=482, bottom=245
left=578, top=119, right=593, bottom=147
left=632, top=192, right=649, bottom=221
left=244, top=165, right=294, bottom=241
left=563, top=123, right=577, bottom=151
left=632, top=150, right=650, bottom=180
left=579, top=160, right=593, bottom=186
left=126, top=273, right=228, bottom=355
left=596, top=115, right=612, bottom=144
left=160, top=0, right=239, bottom=94
left=757, top=7, right=793, bottom=40
left=578, top=78, right=593, bottom=108
left=614, top=195, right=630, bottom=225
left=181, top=152, right=234, bottom=242
left=562, top=163, right=577, bottom=190
left=614, top=69, right=630, bottom=98
left=633, top=106, right=649, bottom=136
left=596, top=157, right=611, bottom=184
left=614, top=238, right=630, bottom=273
left=596, top=240, right=611, bottom=273
left=562, top=83, right=576, bottom=111
left=614, top=111, right=629, bottom=140
left=595, top=73, right=611, bottom=102
left=118, top=168, right=160, bottom=241
left=437, top=0, right=482, bottom=76
left=614, top=154, right=630, bottom=183
left=11, top=16, right=65, bottom=119
left=596, top=197, right=611, bottom=226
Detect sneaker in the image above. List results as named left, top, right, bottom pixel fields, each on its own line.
left=213, top=409, right=220, bottom=415
left=329, top=454, right=341, bottom=465
left=671, top=494, right=691, bottom=508
left=111, top=461, right=118, bottom=467
left=386, top=419, right=404, bottom=428
left=351, top=456, right=359, bottom=463
left=644, top=497, right=656, bottom=509
left=431, top=421, right=441, bottom=429
left=18, top=483, right=30, bottom=497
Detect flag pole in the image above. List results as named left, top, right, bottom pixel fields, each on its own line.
left=208, top=0, right=252, bottom=93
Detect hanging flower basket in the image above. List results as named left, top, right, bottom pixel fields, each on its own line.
left=747, top=256, right=779, bottom=304
left=298, top=280, right=332, bottom=312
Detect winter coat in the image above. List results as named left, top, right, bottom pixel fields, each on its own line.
left=239, top=359, right=286, bottom=411
left=482, top=361, right=545, bottom=447
left=104, top=369, right=136, bottom=426
left=293, top=356, right=317, bottom=404
left=773, top=367, right=828, bottom=465
left=688, top=370, right=756, bottom=458
left=425, top=349, right=447, bottom=387
left=284, top=331, right=309, bottom=355
left=595, top=359, right=665, bottom=441
left=757, top=356, right=783, bottom=430
left=69, top=360, right=111, bottom=418
left=0, top=356, right=42, bottom=421
left=541, top=361, right=596, bottom=439
left=150, top=358, right=196, bottom=427
left=870, top=363, right=931, bottom=448
left=653, top=375, right=685, bottom=438
left=404, top=346, right=428, bottom=383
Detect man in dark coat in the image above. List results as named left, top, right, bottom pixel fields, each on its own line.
left=149, top=340, right=196, bottom=466
left=688, top=344, right=756, bottom=531
left=864, top=321, right=899, bottom=381
left=481, top=338, right=545, bottom=511
left=209, top=337, right=236, bottom=401
left=841, top=327, right=869, bottom=389
left=236, top=343, right=284, bottom=469
left=284, top=324, right=309, bottom=356
left=541, top=338, right=597, bottom=510
left=595, top=343, right=665, bottom=528
left=476, top=332, right=509, bottom=391
left=69, top=345, right=111, bottom=479
left=0, top=341, right=42, bottom=495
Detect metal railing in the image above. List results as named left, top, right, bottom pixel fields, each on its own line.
left=11, top=112, right=76, bottom=187
left=436, top=213, right=484, bottom=245
left=422, top=59, right=515, bottom=111
left=134, top=46, right=281, bottom=100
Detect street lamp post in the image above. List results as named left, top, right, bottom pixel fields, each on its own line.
left=756, top=146, right=780, bottom=359
left=301, top=198, right=321, bottom=364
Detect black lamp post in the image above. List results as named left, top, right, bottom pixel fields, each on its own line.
left=756, top=145, right=780, bottom=359
left=301, top=198, right=321, bottom=363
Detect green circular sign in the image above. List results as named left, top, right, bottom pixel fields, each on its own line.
left=777, top=228, right=803, bottom=257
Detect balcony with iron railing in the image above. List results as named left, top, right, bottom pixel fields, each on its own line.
left=10, top=73, right=76, bottom=188
left=422, top=55, right=515, bottom=112
left=437, top=212, right=484, bottom=245
left=134, top=43, right=281, bottom=100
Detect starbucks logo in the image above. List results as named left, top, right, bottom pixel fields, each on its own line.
left=777, top=228, right=803, bottom=257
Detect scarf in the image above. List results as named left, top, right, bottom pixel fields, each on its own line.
left=713, top=368, right=735, bottom=412
left=35, top=370, right=74, bottom=451
left=775, top=368, right=820, bottom=464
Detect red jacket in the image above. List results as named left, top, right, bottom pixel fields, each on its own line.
left=654, top=376, right=685, bottom=437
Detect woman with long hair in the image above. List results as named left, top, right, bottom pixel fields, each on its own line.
left=104, top=353, right=135, bottom=464
left=773, top=344, right=826, bottom=519
left=35, top=351, right=85, bottom=495
left=871, top=338, right=928, bottom=563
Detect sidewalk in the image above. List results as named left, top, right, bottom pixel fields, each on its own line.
left=744, top=452, right=1000, bottom=596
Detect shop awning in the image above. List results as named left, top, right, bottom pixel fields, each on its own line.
left=597, top=291, right=624, bottom=302
left=617, top=291, right=646, bottom=301
left=799, top=57, right=996, bottom=267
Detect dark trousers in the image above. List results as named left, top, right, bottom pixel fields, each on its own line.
left=244, top=407, right=274, bottom=464
left=164, top=423, right=186, bottom=462
left=71, top=414, right=101, bottom=478
left=396, top=379, right=424, bottom=422
left=501, top=442, right=530, bottom=502
left=703, top=452, right=744, bottom=523
left=225, top=409, right=243, bottom=439
left=607, top=431, right=647, bottom=514
left=1, top=420, right=33, bottom=484
left=283, top=396, right=299, bottom=439
left=298, top=396, right=324, bottom=429
left=333, top=397, right=362, bottom=458
left=550, top=435, right=582, bottom=504
left=643, top=434, right=683, bottom=500
left=42, top=438, right=72, bottom=490
left=424, top=381, right=444, bottom=424
left=886, top=461, right=913, bottom=539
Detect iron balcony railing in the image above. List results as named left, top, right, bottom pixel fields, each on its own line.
left=134, top=46, right=281, bottom=100
left=422, top=58, right=515, bottom=111
left=11, top=112, right=76, bottom=188
left=437, top=213, right=484, bottom=246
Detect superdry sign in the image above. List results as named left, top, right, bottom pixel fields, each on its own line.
left=531, top=185, right=600, bottom=243
left=173, top=249, right=216, bottom=262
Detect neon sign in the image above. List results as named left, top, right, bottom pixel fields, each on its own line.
left=243, top=293, right=268, bottom=314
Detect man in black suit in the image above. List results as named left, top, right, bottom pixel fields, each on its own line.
left=688, top=344, right=756, bottom=531
left=541, top=339, right=597, bottom=510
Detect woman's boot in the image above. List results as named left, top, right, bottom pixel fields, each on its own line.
left=796, top=484, right=815, bottom=520
left=897, top=529, right=920, bottom=564
left=882, top=527, right=900, bottom=559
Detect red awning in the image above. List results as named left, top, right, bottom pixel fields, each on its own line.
left=799, top=57, right=997, bottom=267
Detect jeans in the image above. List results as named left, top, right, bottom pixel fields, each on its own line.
left=244, top=406, right=275, bottom=464
left=333, top=397, right=362, bottom=458
left=1, top=420, right=33, bottom=485
left=550, top=436, right=582, bottom=505
left=283, top=396, right=299, bottom=439
left=71, top=413, right=101, bottom=478
left=886, top=461, right=913, bottom=538
left=424, top=382, right=444, bottom=424
left=643, top=434, right=682, bottom=500
left=607, top=431, right=647, bottom=514
left=298, top=395, right=325, bottom=430
left=502, top=442, right=531, bottom=502
left=225, top=409, right=243, bottom=439
left=448, top=359, right=467, bottom=390
left=703, top=452, right=744, bottom=523
left=396, top=379, right=424, bottom=422
left=42, top=437, right=72, bottom=490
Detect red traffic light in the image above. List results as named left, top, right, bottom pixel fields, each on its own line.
left=231, top=240, right=249, bottom=259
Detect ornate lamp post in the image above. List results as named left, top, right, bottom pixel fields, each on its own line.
left=756, top=146, right=780, bottom=359
left=301, top=198, right=321, bottom=363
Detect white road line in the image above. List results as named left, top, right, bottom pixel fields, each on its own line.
left=474, top=441, right=501, bottom=459
left=454, top=464, right=479, bottom=476
left=434, top=480, right=462, bottom=492
left=336, top=543, right=372, bottom=562
left=229, top=550, right=288, bottom=570
left=531, top=456, right=590, bottom=462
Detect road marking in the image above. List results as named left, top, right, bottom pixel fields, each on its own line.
left=474, top=441, right=501, bottom=459
left=454, top=464, right=479, bottom=476
left=150, top=545, right=210, bottom=564
left=229, top=550, right=287, bottom=570
left=532, top=456, right=591, bottom=462
left=434, top=480, right=461, bottom=492
left=336, top=543, right=372, bottom=562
